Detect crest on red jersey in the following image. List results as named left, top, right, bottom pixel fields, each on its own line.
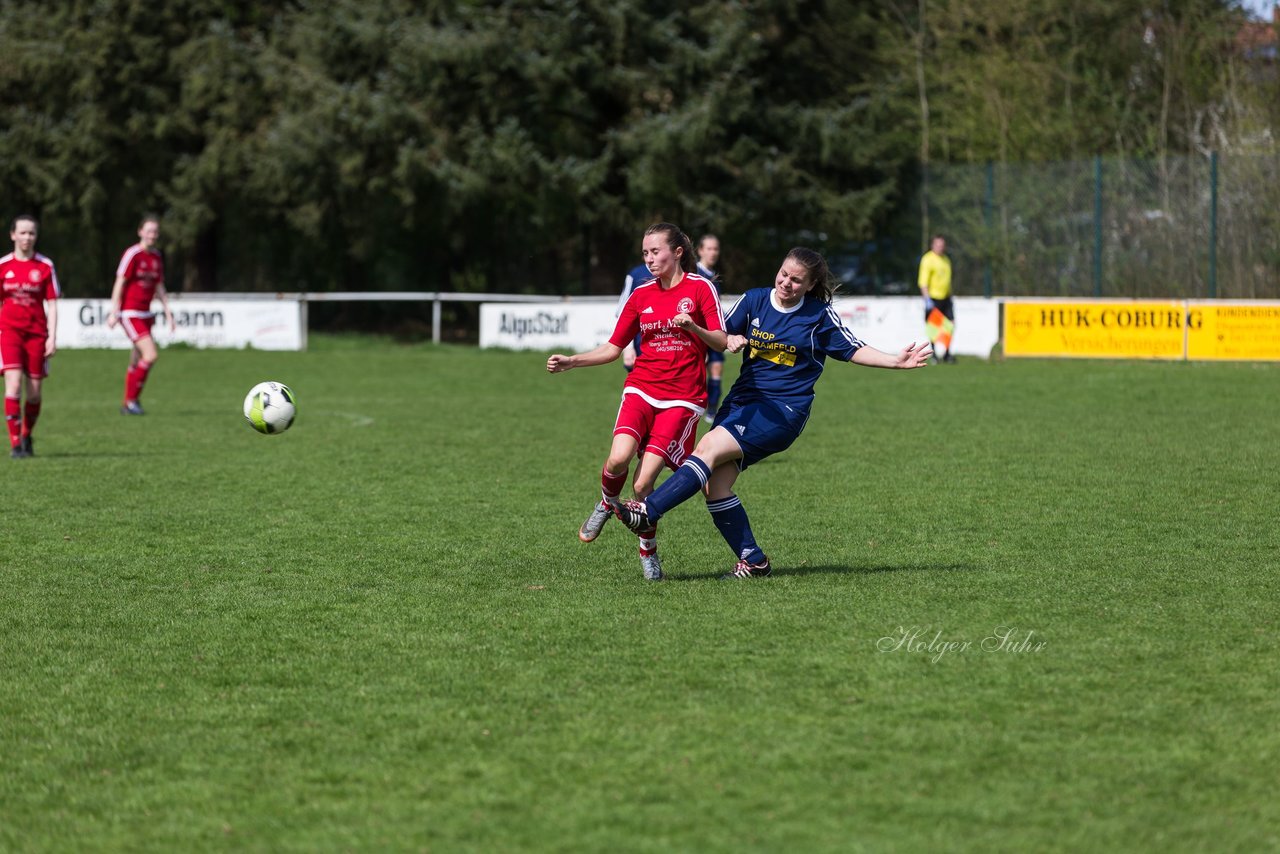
left=677, top=297, right=694, bottom=314
left=29, top=269, right=42, bottom=283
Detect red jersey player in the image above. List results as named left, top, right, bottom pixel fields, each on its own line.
left=105, top=215, right=175, bottom=414
left=0, top=215, right=60, bottom=459
left=546, top=223, right=727, bottom=581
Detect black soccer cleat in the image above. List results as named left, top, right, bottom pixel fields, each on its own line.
left=120, top=401, right=145, bottom=415
left=10, top=444, right=28, bottom=459
left=19, top=435, right=32, bottom=457
left=720, top=557, right=772, bottom=580
left=608, top=497, right=652, bottom=534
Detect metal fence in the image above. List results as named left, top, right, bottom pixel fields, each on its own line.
left=924, top=154, right=1280, bottom=299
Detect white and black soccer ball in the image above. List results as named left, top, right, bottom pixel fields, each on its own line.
left=243, top=381, right=297, bottom=434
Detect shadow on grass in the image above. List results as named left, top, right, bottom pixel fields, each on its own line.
left=666, top=562, right=980, bottom=582
left=33, top=451, right=153, bottom=458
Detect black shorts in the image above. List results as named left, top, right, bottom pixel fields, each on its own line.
left=926, top=297, right=954, bottom=322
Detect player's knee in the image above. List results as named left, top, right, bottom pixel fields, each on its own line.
left=604, top=456, right=630, bottom=475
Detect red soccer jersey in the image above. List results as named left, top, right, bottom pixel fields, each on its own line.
left=0, top=252, right=60, bottom=335
left=116, top=245, right=164, bottom=313
left=609, top=271, right=725, bottom=408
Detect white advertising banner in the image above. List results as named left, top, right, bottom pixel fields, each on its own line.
left=479, top=302, right=620, bottom=352
left=482, top=295, right=1001, bottom=359
left=831, top=296, right=1000, bottom=359
left=56, top=297, right=306, bottom=351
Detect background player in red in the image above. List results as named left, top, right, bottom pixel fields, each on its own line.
left=105, top=215, right=176, bottom=414
left=547, top=223, right=726, bottom=581
left=0, top=215, right=60, bottom=458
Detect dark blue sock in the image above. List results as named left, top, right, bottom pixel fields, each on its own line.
left=706, top=494, right=766, bottom=564
left=707, top=378, right=722, bottom=411
left=644, top=456, right=711, bottom=522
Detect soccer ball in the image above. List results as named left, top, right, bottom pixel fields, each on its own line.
left=243, top=381, right=297, bottom=434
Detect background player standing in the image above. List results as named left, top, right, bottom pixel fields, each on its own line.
left=696, top=234, right=726, bottom=422
left=106, top=215, right=176, bottom=414
left=547, top=223, right=726, bottom=581
left=0, top=215, right=60, bottom=458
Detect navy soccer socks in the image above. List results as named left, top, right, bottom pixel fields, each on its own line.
left=706, top=494, right=767, bottom=565
left=707, top=378, right=722, bottom=412
left=643, top=456, right=711, bottom=523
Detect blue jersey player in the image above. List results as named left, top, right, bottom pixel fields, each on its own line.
left=618, top=262, right=653, bottom=371
left=611, top=247, right=933, bottom=579
left=697, top=234, right=726, bottom=421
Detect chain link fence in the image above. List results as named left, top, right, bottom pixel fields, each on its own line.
left=924, top=154, right=1280, bottom=299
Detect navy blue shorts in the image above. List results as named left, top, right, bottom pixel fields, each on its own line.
left=707, top=350, right=725, bottom=365
left=711, top=395, right=810, bottom=470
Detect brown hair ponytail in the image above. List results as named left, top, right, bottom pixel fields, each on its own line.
left=785, top=247, right=839, bottom=303
left=644, top=223, right=696, bottom=274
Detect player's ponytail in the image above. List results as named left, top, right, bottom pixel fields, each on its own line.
left=786, top=247, right=839, bottom=303
left=644, top=223, right=697, bottom=274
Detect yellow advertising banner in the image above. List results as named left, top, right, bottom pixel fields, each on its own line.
left=1185, top=302, right=1280, bottom=361
left=1003, top=301, right=1187, bottom=359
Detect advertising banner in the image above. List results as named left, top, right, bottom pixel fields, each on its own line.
left=1003, top=300, right=1187, bottom=359
left=833, top=296, right=999, bottom=358
left=478, top=302, right=619, bottom=352
left=56, top=297, right=306, bottom=351
left=1185, top=301, right=1280, bottom=361
left=482, top=296, right=1001, bottom=359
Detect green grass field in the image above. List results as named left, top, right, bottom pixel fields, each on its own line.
left=2, top=338, right=1277, bottom=852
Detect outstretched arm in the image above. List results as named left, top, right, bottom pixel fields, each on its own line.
left=851, top=341, right=932, bottom=369
left=547, top=342, right=624, bottom=373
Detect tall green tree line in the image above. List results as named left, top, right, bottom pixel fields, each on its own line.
left=0, top=0, right=1271, bottom=296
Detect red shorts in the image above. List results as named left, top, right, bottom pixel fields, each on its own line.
left=0, top=328, right=50, bottom=378
left=121, top=314, right=155, bottom=343
left=613, top=392, right=702, bottom=471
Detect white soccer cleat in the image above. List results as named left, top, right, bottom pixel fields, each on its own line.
left=640, top=552, right=663, bottom=581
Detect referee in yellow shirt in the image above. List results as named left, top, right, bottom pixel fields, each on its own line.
left=918, top=234, right=955, bottom=363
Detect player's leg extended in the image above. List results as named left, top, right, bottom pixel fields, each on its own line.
left=580, top=432, right=640, bottom=543
left=704, top=464, right=769, bottom=578
left=3, top=368, right=23, bottom=454
left=632, top=451, right=667, bottom=580
left=611, top=426, right=744, bottom=530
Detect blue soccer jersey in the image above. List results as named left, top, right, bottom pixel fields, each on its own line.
left=724, top=287, right=865, bottom=410
left=618, top=264, right=655, bottom=316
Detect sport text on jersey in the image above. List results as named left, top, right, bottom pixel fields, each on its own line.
left=641, top=318, right=697, bottom=355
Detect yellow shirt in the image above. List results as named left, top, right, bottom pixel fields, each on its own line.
left=918, top=250, right=952, bottom=300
